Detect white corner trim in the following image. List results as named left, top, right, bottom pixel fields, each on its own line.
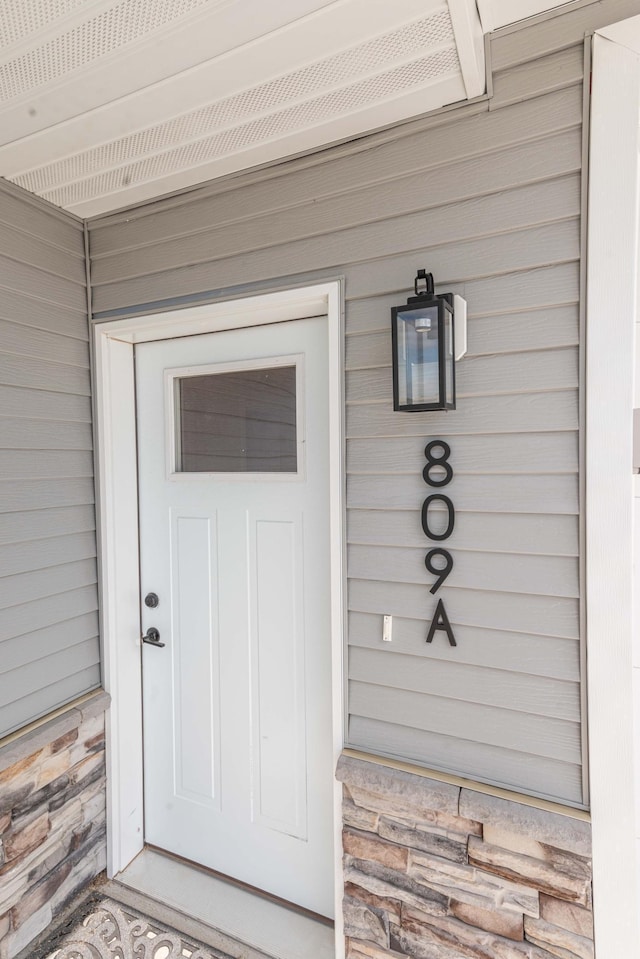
left=94, top=334, right=145, bottom=876
left=93, top=281, right=345, bottom=958
left=586, top=30, right=640, bottom=958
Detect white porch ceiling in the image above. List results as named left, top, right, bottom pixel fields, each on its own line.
left=0, top=0, right=578, bottom=218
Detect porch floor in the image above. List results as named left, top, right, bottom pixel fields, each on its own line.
left=113, top=848, right=335, bottom=959
left=27, top=848, right=335, bottom=959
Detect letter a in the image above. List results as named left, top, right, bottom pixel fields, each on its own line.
left=426, top=599, right=457, bottom=647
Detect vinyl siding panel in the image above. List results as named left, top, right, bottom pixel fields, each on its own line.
left=347, top=510, right=579, bottom=556
left=349, top=716, right=583, bottom=804
left=88, top=35, right=587, bottom=804
left=0, top=181, right=99, bottom=737
left=0, top=505, right=95, bottom=545
left=348, top=613, right=581, bottom=681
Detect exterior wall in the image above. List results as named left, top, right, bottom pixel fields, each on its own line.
left=0, top=691, right=108, bottom=959
left=0, top=179, right=100, bottom=738
left=338, top=754, right=594, bottom=959
left=87, top=9, right=588, bottom=805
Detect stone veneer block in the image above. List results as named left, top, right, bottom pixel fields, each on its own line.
left=524, top=916, right=595, bottom=959
left=377, top=816, right=468, bottom=863
left=0, top=903, right=52, bottom=959
left=0, top=691, right=110, bottom=959
left=341, top=753, right=594, bottom=959
left=395, top=907, right=548, bottom=959
left=459, top=790, right=591, bottom=857
left=343, top=796, right=380, bottom=831
left=482, top=825, right=592, bottom=881
left=539, top=895, right=593, bottom=939
left=343, top=897, right=389, bottom=948
left=449, top=899, right=524, bottom=941
left=344, top=864, right=449, bottom=918
left=0, top=711, right=82, bottom=777
left=337, top=756, right=459, bottom=818
left=467, top=837, right=591, bottom=906
left=344, top=828, right=409, bottom=871
left=408, top=849, right=539, bottom=917
left=347, top=941, right=405, bottom=959
left=344, top=881, right=402, bottom=922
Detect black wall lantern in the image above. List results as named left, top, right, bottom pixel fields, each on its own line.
left=391, top=270, right=465, bottom=412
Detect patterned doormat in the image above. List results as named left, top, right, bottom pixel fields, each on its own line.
left=31, top=895, right=231, bottom=959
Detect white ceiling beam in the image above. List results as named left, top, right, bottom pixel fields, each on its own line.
left=447, top=0, right=486, bottom=99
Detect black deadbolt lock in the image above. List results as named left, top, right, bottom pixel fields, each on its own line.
left=144, top=592, right=159, bottom=608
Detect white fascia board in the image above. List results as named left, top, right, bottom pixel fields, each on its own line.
left=0, top=0, right=447, bottom=173
left=447, top=0, right=486, bottom=98
left=63, top=75, right=467, bottom=218
left=477, top=0, right=594, bottom=32
left=475, top=0, right=495, bottom=33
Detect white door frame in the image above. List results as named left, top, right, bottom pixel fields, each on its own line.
left=92, top=281, right=345, bottom=952
left=586, top=21, right=640, bottom=957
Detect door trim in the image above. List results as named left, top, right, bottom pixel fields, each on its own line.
left=92, top=282, right=345, bottom=954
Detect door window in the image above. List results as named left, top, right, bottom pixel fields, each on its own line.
left=175, top=365, right=297, bottom=473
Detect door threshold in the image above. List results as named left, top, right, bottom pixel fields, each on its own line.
left=112, top=847, right=335, bottom=959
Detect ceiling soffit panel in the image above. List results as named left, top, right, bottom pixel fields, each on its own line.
left=0, top=0, right=486, bottom=216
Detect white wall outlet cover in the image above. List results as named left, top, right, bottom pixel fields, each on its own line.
left=454, top=294, right=467, bottom=361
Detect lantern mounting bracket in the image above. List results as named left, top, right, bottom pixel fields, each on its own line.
left=413, top=269, right=434, bottom=299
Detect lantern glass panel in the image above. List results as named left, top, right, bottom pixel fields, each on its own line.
left=395, top=306, right=440, bottom=407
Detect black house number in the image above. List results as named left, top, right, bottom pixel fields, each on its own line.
left=422, top=441, right=457, bottom=647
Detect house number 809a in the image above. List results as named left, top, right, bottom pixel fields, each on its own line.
left=422, top=441, right=457, bottom=647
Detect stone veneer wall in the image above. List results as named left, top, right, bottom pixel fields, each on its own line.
left=337, top=755, right=594, bottom=959
left=0, top=691, right=109, bottom=959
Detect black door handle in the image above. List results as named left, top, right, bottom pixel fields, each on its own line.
left=142, top=627, right=165, bottom=648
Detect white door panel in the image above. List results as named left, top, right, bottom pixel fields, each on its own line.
left=136, top=316, right=334, bottom=917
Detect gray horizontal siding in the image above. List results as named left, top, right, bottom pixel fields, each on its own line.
left=0, top=180, right=99, bottom=738
left=1, top=612, right=99, bottom=673
left=0, top=529, right=96, bottom=576
left=0, top=505, right=95, bottom=545
left=0, top=665, right=101, bottom=738
left=349, top=716, right=583, bottom=804
left=347, top=433, right=579, bottom=474
left=347, top=474, right=578, bottom=514
left=347, top=510, right=579, bottom=556
left=348, top=614, right=580, bottom=681
left=348, top=546, right=578, bottom=597
left=349, top=581, right=579, bottom=639
left=350, top=646, right=579, bottom=720
left=0, top=585, right=98, bottom=644
left=0, top=287, right=89, bottom=339
left=87, top=28, right=587, bottom=803
left=0, top=256, right=86, bottom=314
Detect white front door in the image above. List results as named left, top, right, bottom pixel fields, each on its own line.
left=135, top=315, right=334, bottom=918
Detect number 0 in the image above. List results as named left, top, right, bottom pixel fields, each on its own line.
left=421, top=494, right=455, bottom=541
